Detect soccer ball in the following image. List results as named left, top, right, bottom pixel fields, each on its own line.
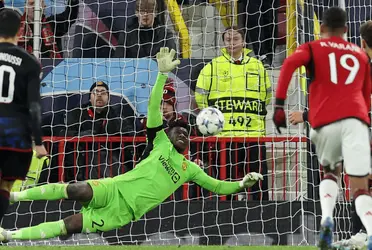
left=196, top=107, right=225, bottom=136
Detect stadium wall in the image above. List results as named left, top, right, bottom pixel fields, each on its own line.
left=40, top=58, right=304, bottom=136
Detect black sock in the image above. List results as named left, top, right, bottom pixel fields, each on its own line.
left=352, top=199, right=365, bottom=234
left=0, top=190, right=10, bottom=222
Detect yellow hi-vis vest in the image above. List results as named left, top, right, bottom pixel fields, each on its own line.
left=11, top=151, right=49, bottom=192
left=195, top=48, right=272, bottom=137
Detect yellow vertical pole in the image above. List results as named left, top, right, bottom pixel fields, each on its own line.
left=208, top=0, right=238, bottom=27
left=287, top=0, right=307, bottom=95
left=286, top=0, right=297, bottom=57
left=232, top=0, right=238, bottom=26
left=166, top=0, right=191, bottom=58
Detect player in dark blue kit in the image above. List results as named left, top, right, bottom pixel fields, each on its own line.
left=0, top=9, right=47, bottom=221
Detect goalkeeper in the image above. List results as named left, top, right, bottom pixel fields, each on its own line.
left=0, top=47, right=263, bottom=242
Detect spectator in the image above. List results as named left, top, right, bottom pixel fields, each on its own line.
left=63, top=82, right=125, bottom=136
left=17, top=0, right=78, bottom=58
left=61, top=81, right=134, bottom=182
left=195, top=26, right=271, bottom=200
left=137, top=79, right=183, bottom=133
left=115, top=0, right=176, bottom=58
left=238, top=0, right=278, bottom=66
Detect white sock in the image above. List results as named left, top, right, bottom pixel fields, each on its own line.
left=355, top=194, right=372, bottom=236
left=319, top=179, right=338, bottom=224
left=5, top=230, right=13, bottom=240
left=10, top=192, right=20, bottom=203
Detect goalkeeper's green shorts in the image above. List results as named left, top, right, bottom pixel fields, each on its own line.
left=80, top=178, right=134, bottom=233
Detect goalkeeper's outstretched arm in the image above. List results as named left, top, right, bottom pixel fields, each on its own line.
left=190, top=164, right=263, bottom=195
left=146, top=73, right=168, bottom=128
left=147, top=47, right=180, bottom=128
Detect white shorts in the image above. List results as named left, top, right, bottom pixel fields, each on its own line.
left=310, top=118, right=371, bottom=177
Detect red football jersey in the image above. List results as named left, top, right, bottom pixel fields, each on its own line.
left=276, top=36, right=371, bottom=128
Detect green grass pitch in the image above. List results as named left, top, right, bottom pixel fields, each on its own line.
left=0, top=246, right=319, bottom=250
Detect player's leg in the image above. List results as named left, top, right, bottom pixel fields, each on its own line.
left=0, top=213, right=83, bottom=241
left=332, top=199, right=367, bottom=249
left=1, top=179, right=131, bottom=241
left=0, top=182, right=92, bottom=241
left=0, top=181, right=100, bottom=241
left=351, top=199, right=366, bottom=235
left=0, top=150, right=33, bottom=221
left=320, top=163, right=342, bottom=221
left=79, top=179, right=133, bottom=233
left=0, top=180, right=14, bottom=222
left=11, top=181, right=93, bottom=204
left=332, top=173, right=372, bottom=249
left=341, top=119, right=372, bottom=249
left=1, top=178, right=118, bottom=242
left=317, top=162, right=342, bottom=250
left=311, top=124, right=343, bottom=222
left=349, top=199, right=367, bottom=248
left=310, top=123, right=343, bottom=249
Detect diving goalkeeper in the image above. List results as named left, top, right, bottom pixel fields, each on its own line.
left=0, top=47, right=263, bottom=241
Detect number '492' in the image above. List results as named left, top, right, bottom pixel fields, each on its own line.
left=229, top=116, right=252, bottom=127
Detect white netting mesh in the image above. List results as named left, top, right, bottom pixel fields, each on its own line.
left=1, top=0, right=369, bottom=247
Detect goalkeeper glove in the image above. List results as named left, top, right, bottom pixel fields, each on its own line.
left=156, top=47, right=181, bottom=74
left=273, top=98, right=287, bottom=134
left=239, top=172, right=264, bottom=189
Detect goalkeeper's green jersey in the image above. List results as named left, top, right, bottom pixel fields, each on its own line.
left=113, top=73, right=241, bottom=221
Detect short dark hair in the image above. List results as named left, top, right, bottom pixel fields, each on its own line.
left=322, top=7, right=347, bottom=31
left=168, top=118, right=191, bottom=134
left=89, top=81, right=109, bottom=92
left=360, top=21, right=372, bottom=48
left=222, top=26, right=245, bottom=41
left=0, top=9, right=21, bottom=38
left=136, top=0, right=157, bottom=13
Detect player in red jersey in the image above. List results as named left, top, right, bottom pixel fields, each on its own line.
left=273, top=7, right=372, bottom=250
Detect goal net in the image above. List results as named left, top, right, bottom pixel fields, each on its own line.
left=0, top=0, right=366, bottom=246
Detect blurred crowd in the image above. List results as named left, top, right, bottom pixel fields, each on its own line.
left=0, top=0, right=280, bottom=61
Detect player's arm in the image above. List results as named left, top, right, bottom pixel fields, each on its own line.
left=190, top=163, right=263, bottom=195
left=147, top=48, right=180, bottom=128
left=146, top=73, right=168, bottom=128
left=273, top=44, right=311, bottom=133
left=363, top=62, right=372, bottom=112
left=195, top=63, right=212, bottom=109
left=289, top=110, right=308, bottom=125
left=275, top=44, right=312, bottom=102
left=27, top=66, right=43, bottom=146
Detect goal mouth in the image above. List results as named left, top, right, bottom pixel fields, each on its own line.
left=1, top=0, right=361, bottom=246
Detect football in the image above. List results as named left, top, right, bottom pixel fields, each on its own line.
left=196, top=107, right=225, bottom=136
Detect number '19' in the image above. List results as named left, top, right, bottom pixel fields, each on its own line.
left=328, top=52, right=360, bottom=85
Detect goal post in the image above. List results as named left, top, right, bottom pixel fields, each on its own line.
left=286, top=0, right=297, bottom=57
left=4, top=56, right=321, bottom=246
left=165, top=0, right=191, bottom=58
left=0, top=0, right=363, bottom=246
left=208, top=0, right=238, bottom=28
